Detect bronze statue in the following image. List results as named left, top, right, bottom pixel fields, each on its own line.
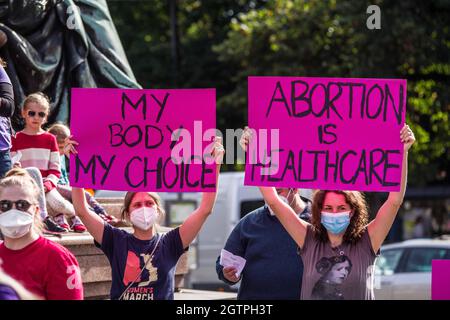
left=0, top=0, right=141, bottom=129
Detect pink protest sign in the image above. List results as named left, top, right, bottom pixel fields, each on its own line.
left=432, top=260, right=450, bottom=300
left=70, top=88, right=216, bottom=192
left=245, top=76, right=406, bottom=192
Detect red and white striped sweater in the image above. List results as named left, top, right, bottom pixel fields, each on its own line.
left=11, top=132, right=61, bottom=191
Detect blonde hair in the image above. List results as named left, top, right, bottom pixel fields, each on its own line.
left=120, top=192, right=166, bottom=227
left=48, top=123, right=70, bottom=143
left=0, top=269, right=40, bottom=300
left=0, top=168, right=43, bottom=234
left=22, top=92, right=50, bottom=112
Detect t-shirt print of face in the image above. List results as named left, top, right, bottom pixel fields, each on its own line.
left=311, top=255, right=353, bottom=300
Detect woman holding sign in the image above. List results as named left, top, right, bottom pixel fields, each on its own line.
left=258, top=124, right=415, bottom=300
left=69, top=137, right=225, bottom=300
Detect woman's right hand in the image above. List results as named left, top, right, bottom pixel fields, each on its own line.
left=223, top=266, right=240, bottom=283
left=63, top=135, right=79, bottom=157
left=239, top=126, right=254, bottom=152
left=72, top=187, right=105, bottom=245
left=211, top=136, right=225, bottom=165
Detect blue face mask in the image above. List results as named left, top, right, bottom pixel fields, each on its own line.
left=321, top=211, right=351, bottom=235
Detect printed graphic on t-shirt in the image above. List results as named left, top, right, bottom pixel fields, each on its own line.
left=122, top=250, right=158, bottom=300
left=311, top=255, right=353, bottom=300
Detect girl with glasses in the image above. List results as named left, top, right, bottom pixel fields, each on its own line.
left=10, top=93, right=86, bottom=233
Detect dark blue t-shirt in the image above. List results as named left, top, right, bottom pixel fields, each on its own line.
left=216, top=200, right=311, bottom=300
left=97, top=224, right=186, bottom=300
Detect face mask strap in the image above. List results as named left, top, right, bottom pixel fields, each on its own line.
left=0, top=209, right=34, bottom=238
left=287, top=188, right=297, bottom=207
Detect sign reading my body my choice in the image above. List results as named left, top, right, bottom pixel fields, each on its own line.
left=245, top=76, right=406, bottom=192
left=70, top=88, right=216, bottom=192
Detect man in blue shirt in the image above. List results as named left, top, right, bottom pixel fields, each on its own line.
left=216, top=187, right=311, bottom=299
left=216, top=127, right=312, bottom=299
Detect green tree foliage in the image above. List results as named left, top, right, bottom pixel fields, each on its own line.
left=108, top=1, right=266, bottom=93
left=108, top=0, right=449, bottom=185
left=108, top=1, right=173, bottom=87
left=213, top=0, right=449, bottom=185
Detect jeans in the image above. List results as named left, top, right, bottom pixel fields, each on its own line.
left=0, top=149, right=11, bottom=178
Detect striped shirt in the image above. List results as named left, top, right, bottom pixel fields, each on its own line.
left=11, top=132, right=61, bottom=188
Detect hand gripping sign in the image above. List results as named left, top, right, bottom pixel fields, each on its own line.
left=245, top=76, right=406, bottom=192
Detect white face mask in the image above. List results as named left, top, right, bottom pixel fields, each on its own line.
left=0, top=209, right=34, bottom=239
left=130, top=206, right=158, bottom=231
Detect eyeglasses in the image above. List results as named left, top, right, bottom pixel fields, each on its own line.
left=27, top=110, right=47, bottom=118
left=0, top=200, right=33, bottom=212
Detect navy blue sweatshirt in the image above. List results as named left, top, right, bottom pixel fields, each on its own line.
left=216, top=200, right=311, bottom=300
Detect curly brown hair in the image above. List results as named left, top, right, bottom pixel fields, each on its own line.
left=311, top=190, right=369, bottom=244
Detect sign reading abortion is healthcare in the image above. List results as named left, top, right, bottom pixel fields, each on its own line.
left=70, top=88, right=216, bottom=192
left=245, top=76, right=406, bottom=192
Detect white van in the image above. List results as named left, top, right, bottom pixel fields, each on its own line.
left=187, top=172, right=266, bottom=290
left=95, top=172, right=313, bottom=290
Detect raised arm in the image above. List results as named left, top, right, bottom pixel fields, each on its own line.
left=72, top=187, right=105, bottom=244
left=64, top=136, right=105, bottom=244
left=179, top=137, right=225, bottom=249
left=259, top=187, right=310, bottom=248
left=368, top=124, right=415, bottom=252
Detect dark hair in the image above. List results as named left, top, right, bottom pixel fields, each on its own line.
left=315, top=255, right=353, bottom=275
left=311, top=190, right=369, bottom=244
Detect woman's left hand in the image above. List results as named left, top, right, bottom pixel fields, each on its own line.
left=63, top=135, right=79, bottom=157
left=400, top=124, right=416, bottom=151
left=211, top=137, right=225, bottom=164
